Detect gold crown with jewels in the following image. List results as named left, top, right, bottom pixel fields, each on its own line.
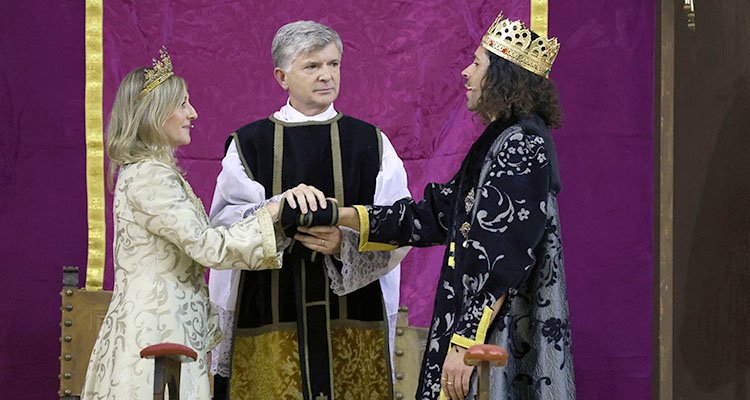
left=481, top=12, right=560, bottom=78
left=140, top=46, right=174, bottom=96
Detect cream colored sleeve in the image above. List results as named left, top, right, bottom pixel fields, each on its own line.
left=126, top=161, right=281, bottom=271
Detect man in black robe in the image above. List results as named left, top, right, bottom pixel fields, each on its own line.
left=208, top=20, right=410, bottom=400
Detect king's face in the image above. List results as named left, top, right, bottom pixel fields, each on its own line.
left=461, top=46, right=490, bottom=112
left=276, top=43, right=341, bottom=116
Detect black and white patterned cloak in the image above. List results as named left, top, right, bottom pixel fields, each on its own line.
left=354, top=115, right=576, bottom=399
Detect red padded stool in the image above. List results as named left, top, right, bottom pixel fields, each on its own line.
left=140, top=343, right=198, bottom=400
left=463, top=344, right=509, bottom=400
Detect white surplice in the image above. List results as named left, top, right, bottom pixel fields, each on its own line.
left=208, top=101, right=411, bottom=376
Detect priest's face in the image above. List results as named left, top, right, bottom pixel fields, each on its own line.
left=461, top=46, right=490, bottom=112
left=274, top=43, right=341, bottom=116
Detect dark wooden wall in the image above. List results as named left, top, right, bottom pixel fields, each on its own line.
left=673, top=1, right=750, bottom=398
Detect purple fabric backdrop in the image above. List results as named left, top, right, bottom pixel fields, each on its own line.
left=0, top=1, right=87, bottom=397
left=1, top=0, right=653, bottom=398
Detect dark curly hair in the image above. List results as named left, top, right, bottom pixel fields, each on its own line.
left=476, top=48, right=562, bottom=128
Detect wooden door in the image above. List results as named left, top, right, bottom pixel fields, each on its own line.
left=657, top=1, right=750, bottom=399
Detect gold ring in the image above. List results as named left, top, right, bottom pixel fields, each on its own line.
left=446, top=381, right=454, bottom=386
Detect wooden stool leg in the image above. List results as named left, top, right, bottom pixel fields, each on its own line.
left=477, top=361, right=490, bottom=400
left=153, top=357, right=182, bottom=400
left=153, top=358, right=166, bottom=400
left=142, top=343, right=196, bottom=400
left=463, top=344, right=509, bottom=399
left=165, top=358, right=181, bottom=400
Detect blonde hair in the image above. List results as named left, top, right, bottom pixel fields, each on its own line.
left=106, top=68, right=187, bottom=188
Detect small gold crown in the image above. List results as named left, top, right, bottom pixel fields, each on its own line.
left=481, top=13, right=560, bottom=78
left=140, top=46, right=174, bottom=96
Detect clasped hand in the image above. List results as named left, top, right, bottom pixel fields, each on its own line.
left=281, top=184, right=342, bottom=255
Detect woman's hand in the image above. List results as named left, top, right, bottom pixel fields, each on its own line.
left=266, top=202, right=281, bottom=222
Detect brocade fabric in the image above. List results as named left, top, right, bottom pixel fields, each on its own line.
left=362, top=119, right=575, bottom=399
left=230, top=326, right=391, bottom=399
left=81, top=160, right=281, bottom=400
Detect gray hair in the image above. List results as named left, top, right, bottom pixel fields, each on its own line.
left=272, top=21, right=343, bottom=71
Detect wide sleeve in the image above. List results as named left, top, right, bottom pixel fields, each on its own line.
left=324, top=227, right=392, bottom=295
left=209, top=139, right=282, bottom=227
left=126, top=161, right=281, bottom=271
left=355, top=176, right=458, bottom=251
left=371, top=131, right=412, bottom=267
left=324, top=132, right=411, bottom=293
left=449, top=131, right=551, bottom=348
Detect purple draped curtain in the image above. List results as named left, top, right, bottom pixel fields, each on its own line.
left=0, top=1, right=654, bottom=398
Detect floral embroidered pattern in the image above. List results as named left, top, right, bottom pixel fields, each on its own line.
left=82, top=160, right=279, bottom=400
left=363, top=121, right=574, bottom=399
left=230, top=326, right=390, bottom=399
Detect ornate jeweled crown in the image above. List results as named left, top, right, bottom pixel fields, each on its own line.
left=140, top=46, right=174, bottom=96
left=481, top=13, right=560, bottom=78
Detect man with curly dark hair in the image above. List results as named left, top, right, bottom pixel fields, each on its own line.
left=330, top=12, right=576, bottom=400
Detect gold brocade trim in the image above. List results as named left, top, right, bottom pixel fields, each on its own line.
left=272, top=269, right=280, bottom=324
left=330, top=326, right=391, bottom=399
left=230, top=329, right=303, bottom=399
left=531, top=0, right=549, bottom=38
left=324, top=266, right=336, bottom=398
left=300, top=259, right=314, bottom=398
left=330, top=319, right=386, bottom=329
left=205, top=328, right=225, bottom=353
left=330, top=121, right=345, bottom=206
left=229, top=132, right=255, bottom=180
left=230, top=326, right=391, bottom=399
left=255, top=207, right=282, bottom=267
left=273, top=122, right=284, bottom=195
left=354, top=205, right=398, bottom=252
left=235, top=320, right=385, bottom=337
left=236, top=321, right=298, bottom=336
left=329, top=121, right=348, bottom=320
left=339, top=291, right=348, bottom=321
left=449, top=306, right=494, bottom=348
left=84, top=0, right=105, bottom=291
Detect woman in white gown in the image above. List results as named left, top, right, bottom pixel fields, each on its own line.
left=82, top=48, right=285, bottom=400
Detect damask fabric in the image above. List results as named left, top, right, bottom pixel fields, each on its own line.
left=208, top=102, right=409, bottom=379
left=208, top=102, right=410, bottom=400
left=229, top=325, right=391, bottom=399
left=224, top=114, right=393, bottom=400
left=360, top=116, right=575, bottom=399
left=81, top=160, right=282, bottom=400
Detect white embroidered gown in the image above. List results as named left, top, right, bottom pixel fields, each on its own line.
left=82, top=160, right=282, bottom=400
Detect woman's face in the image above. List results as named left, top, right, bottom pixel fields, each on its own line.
left=163, top=90, right=198, bottom=148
